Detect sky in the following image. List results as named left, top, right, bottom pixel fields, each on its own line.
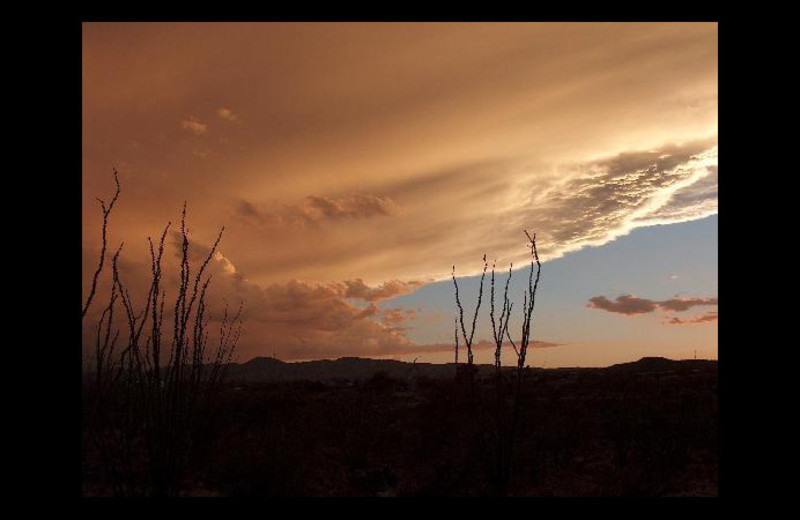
left=82, top=22, right=718, bottom=366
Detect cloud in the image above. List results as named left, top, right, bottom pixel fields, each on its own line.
left=216, top=107, right=238, bottom=121
left=228, top=137, right=716, bottom=286
left=524, top=139, right=718, bottom=255
left=379, top=308, right=418, bottom=333
left=304, top=194, right=400, bottom=220
left=82, top=242, right=415, bottom=360
left=381, top=308, right=417, bottom=327
left=664, top=311, right=718, bottom=325
left=127, top=233, right=427, bottom=359
left=658, top=296, right=718, bottom=312
left=339, top=279, right=424, bottom=302
left=213, top=251, right=238, bottom=276
left=354, top=303, right=380, bottom=320
left=180, top=117, right=207, bottom=135
left=587, top=293, right=718, bottom=318
left=85, top=23, right=718, bottom=288
left=633, top=165, right=718, bottom=226
left=167, top=229, right=242, bottom=279
left=586, top=295, right=659, bottom=315
left=85, top=24, right=717, bottom=288
left=222, top=278, right=423, bottom=360
left=235, top=194, right=401, bottom=230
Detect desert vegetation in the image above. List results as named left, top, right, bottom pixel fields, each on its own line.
left=82, top=170, right=242, bottom=496
left=451, top=231, right=543, bottom=495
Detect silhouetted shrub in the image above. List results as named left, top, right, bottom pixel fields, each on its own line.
left=451, top=231, right=542, bottom=495
left=82, top=170, right=242, bottom=496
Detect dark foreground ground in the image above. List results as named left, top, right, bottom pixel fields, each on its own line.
left=83, top=357, right=717, bottom=497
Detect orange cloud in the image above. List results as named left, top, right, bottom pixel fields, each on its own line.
left=216, top=107, right=238, bottom=121
left=82, top=233, right=430, bottom=361
left=180, top=117, right=207, bottom=135
left=83, top=22, right=717, bottom=287
left=381, top=308, right=417, bottom=327
left=339, top=279, right=423, bottom=302
left=235, top=194, right=401, bottom=230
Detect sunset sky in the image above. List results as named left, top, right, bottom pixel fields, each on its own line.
left=82, top=22, right=718, bottom=366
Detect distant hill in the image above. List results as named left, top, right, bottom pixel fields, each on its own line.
left=225, top=356, right=463, bottom=383
left=606, top=356, right=717, bottom=373
left=222, top=356, right=717, bottom=384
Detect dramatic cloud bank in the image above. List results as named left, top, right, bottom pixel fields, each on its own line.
left=84, top=22, right=717, bottom=286
left=83, top=23, right=718, bottom=360
left=534, top=140, right=718, bottom=252
left=212, top=138, right=718, bottom=287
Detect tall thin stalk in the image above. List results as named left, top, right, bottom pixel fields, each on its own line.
left=82, top=168, right=120, bottom=319
left=452, top=254, right=488, bottom=391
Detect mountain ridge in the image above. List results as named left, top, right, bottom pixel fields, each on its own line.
left=224, top=355, right=717, bottom=383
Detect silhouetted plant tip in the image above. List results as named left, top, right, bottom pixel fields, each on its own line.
left=82, top=168, right=120, bottom=319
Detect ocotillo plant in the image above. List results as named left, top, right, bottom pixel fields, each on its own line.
left=451, top=230, right=542, bottom=495
left=452, top=254, right=488, bottom=388
left=82, top=170, right=242, bottom=496
left=486, top=259, right=514, bottom=492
